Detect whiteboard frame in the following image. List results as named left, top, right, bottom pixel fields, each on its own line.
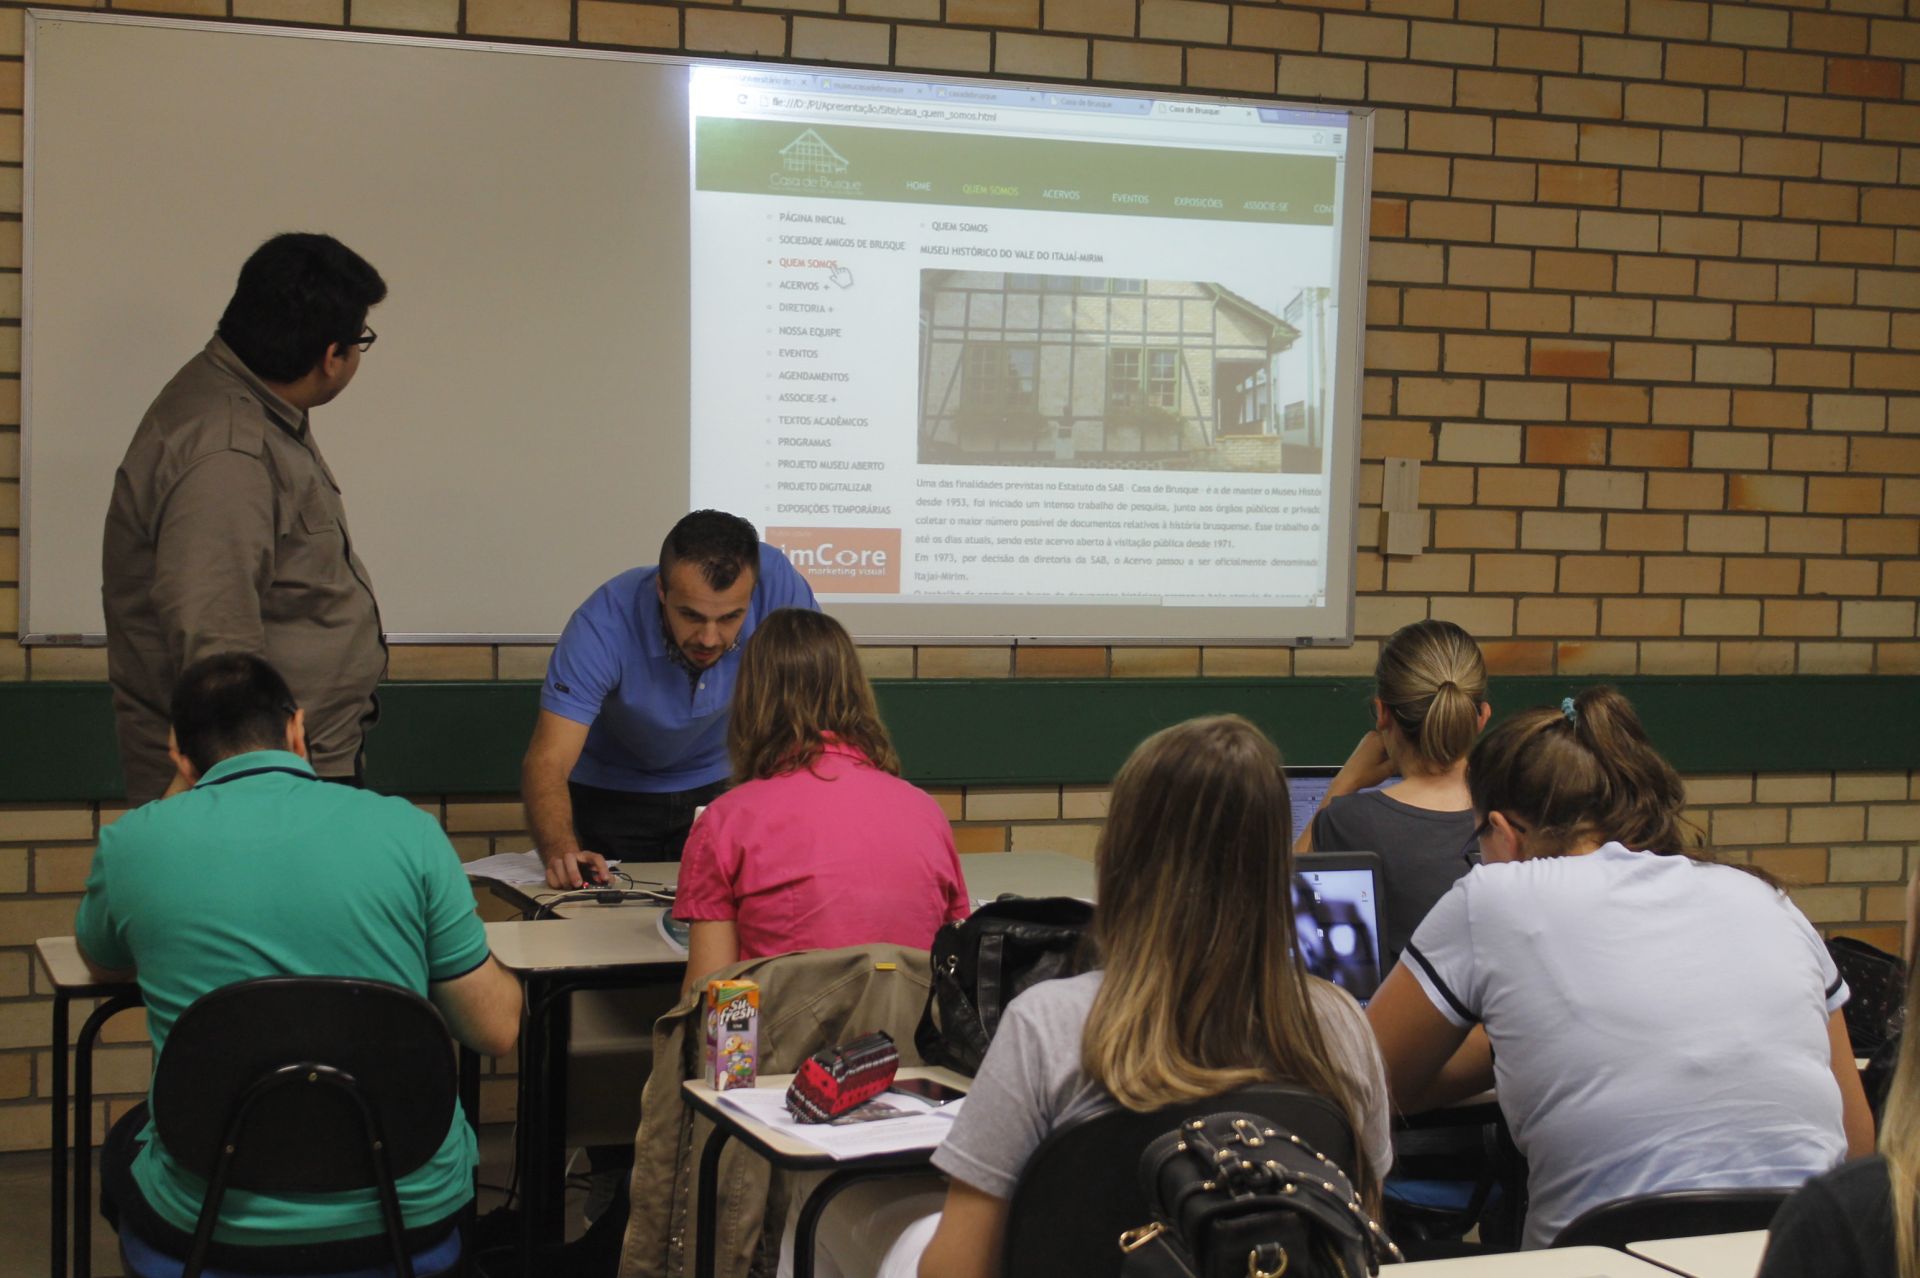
left=21, top=8, right=1373, bottom=647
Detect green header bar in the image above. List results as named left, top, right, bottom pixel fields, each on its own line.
left=694, top=117, right=1337, bottom=226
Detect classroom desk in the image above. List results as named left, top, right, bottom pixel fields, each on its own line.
left=1628, top=1230, right=1770, bottom=1278
left=476, top=852, right=1092, bottom=1265
left=1394, top=1246, right=1680, bottom=1276
left=682, top=1068, right=971, bottom=1278
left=485, top=910, right=685, bottom=1272
left=37, top=936, right=144, bottom=1278
left=473, top=850, right=1097, bottom=919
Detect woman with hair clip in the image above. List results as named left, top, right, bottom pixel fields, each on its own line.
left=1368, top=685, right=1874, bottom=1250
left=673, top=607, right=969, bottom=994
left=1758, top=964, right=1920, bottom=1278
left=902, top=715, right=1394, bottom=1278
left=1297, top=619, right=1490, bottom=966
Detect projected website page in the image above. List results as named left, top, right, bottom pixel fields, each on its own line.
left=688, top=67, right=1352, bottom=610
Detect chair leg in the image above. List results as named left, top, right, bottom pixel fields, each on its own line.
left=329, top=1071, right=417, bottom=1278
left=183, top=1135, right=242, bottom=1278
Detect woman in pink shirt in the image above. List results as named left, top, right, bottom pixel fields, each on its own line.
left=675, top=608, right=970, bottom=993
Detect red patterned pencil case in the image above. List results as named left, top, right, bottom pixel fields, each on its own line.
left=785, top=1031, right=900, bottom=1123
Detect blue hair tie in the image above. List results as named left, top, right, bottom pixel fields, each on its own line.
left=1561, top=696, right=1578, bottom=725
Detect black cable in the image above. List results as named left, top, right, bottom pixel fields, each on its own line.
left=531, top=888, right=674, bottom=918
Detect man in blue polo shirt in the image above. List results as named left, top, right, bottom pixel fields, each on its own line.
left=524, top=510, right=818, bottom=888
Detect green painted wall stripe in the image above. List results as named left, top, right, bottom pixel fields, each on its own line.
left=2, top=677, right=1915, bottom=803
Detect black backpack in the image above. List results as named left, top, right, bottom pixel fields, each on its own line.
left=914, top=896, right=1095, bottom=1076
left=1121, top=1113, right=1399, bottom=1278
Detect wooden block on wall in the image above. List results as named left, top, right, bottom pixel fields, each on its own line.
left=1383, top=456, right=1423, bottom=513
left=1383, top=509, right=1430, bottom=557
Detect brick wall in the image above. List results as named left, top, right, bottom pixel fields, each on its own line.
left=0, top=0, right=1915, bottom=1147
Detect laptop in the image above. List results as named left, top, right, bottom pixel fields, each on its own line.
left=1285, top=768, right=1341, bottom=845
left=1292, top=851, right=1387, bottom=1006
left=1284, top=767, right=1388, bottom=847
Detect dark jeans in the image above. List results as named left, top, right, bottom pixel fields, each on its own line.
left=100, top=1104, right=461, bottom=1274
left=568, top=778, right=727, bottom=862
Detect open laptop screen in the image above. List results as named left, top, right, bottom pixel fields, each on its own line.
left=1293, top=852, right=1386, bottom=1005
left=1285, top=768, right=1388, bottom=846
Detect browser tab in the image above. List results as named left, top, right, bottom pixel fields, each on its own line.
left=1045, top=92, right=1152, bottom=115
left=817, top=76, right=931, bottom=99
left=1152, top=101, right=1261, bottom=122
left=933, top=84, right=1046, bottom=108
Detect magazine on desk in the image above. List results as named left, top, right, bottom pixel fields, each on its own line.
left=713, top=1085, right=964, bottom=1158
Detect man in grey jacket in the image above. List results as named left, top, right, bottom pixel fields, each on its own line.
left=103, top=233, right=389, bottom=802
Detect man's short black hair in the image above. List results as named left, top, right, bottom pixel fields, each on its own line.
left=659, top=511, right=760, bottom=592
left=170, top=653, right=300, bottom=777
left=217, top=233, right=387, bottom=383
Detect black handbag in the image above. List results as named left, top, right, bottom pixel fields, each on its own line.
left=1120, top=1113, right=1399, bottom=1278
left=913, top=896, right=1094, bottom=1076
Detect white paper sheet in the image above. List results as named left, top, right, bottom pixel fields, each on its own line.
left=713, top=1085, right=963, bottom=1159
left=460, top=850, right=549, bottom=884
left=461, top=850, right=623, bottom=885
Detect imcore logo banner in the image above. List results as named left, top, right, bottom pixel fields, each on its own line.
left=769, top=527, right=901, bottom=593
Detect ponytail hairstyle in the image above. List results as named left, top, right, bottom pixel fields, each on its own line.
left=1082, top=715, right=1378, bottom=1202
left=1880, top=968, right=1920, bottom=1278
left=1375, top=620, right=1487, bottom=773
left=1466, top=685, right=1746, bottom=875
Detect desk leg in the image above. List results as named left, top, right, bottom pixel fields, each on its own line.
left=459, top=1047, right=480, bottom=1131
left=458, top=1047, right=479, bottom=1278
left=791, top=1168, right=905, bottom=1278
left=50, top=992, right=70, bottom=1278
left=72, top=995, right=136, bottom=1278
left=516, top=979, right=574, bottom=1276
left=514, top=975, right=545, bottom=1278
left=693, top=1127, right=733, bottom=1278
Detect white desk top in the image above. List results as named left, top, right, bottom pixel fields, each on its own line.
left=34, top=936, right=139, bottom=993
left=1627, top=1231, right=1769, bottom=1278
left=484, top=910, right=684, bottom=973
left=963, top=851, right=1095, bottom=901
left=683, top=1066, right=972, bottom=1161
left=1394, top=1247, right=1679, bottom=1276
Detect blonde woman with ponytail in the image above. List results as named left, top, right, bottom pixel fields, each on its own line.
left=1369, top=684, right=1874, bottom=1249
left=1758, top=966, right=1920, bottom=1278
left=1297, top=620, right=1490, bottom=965
left=910, top=716, right=1394, bottom=1278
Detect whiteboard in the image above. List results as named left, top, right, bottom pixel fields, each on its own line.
left=23, top=12, right=1371, bottom=644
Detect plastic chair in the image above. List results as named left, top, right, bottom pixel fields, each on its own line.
left=124, top=976, right=464, bottom=1278
left=1000, top=1083, right=1359, bottom=1278
left=1550, top=1187, right=1795, bottom=1249
left=1381, top=1093, right=1530, bottom=1259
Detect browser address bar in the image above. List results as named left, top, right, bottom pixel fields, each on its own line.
left=734, top=93, right=1331, bottom=152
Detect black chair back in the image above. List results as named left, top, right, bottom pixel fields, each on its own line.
left=148, top=976, right=458, bottom=1278
left=1550, top=1188, right=1794, bottom=1249
left=154, top=975, right=455, bottom=1192
left=1001, top=1083, right=1359, bottom=1278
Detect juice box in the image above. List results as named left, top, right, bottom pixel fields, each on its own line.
left=705, top=978, right=760, bottom=1091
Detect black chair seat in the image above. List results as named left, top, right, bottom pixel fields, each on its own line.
left=1551, top=1187, right=1794, bottom=1249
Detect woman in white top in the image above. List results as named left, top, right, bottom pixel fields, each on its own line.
left=913, top=714, right=1394, bottom=1278
left=1368, top=685, right=1875, bottom=1249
